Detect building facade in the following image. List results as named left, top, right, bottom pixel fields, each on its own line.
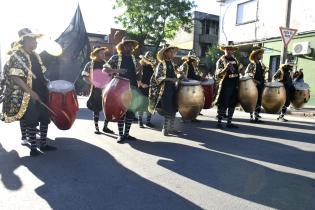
left=218, top=0, right=315, bottom=105
left=169, top=11, right=219, bottom=65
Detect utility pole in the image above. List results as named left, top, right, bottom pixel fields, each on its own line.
left=280, top=0, right=292, bottom=63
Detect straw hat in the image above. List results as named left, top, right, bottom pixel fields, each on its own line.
left=219, top=41, right=238, bottom=51
left=18, top=28, right=43, bottom=43
left=182, top=50, right=200, bottom=62
left=139, top=51, right=156, bottom=64
left=90, top=46, right=108, bottom=60
left=157, top=45, right=179, bottom=62
left=249, top=48, right=264, bottom=62
left=280, top=59, right=295, bottom=69
left=116, top=37, right=139, bottom=54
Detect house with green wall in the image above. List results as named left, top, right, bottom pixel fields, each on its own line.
left=217, top=0, right=315, bottom=106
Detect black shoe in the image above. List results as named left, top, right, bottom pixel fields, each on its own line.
left=145, top=122, right=155, bottom=128
left=249, top=118, right=255, bottom=123
left=255, top=114, right=262, bottom=118
left=103, top=127, right=115, bottom=134
left=139, top=121, right=145, bottom=128
left=30, top=148, right=41, bottom=156
left=198, top=113, right=204, bottom=116
left=254, top=118, right=264, bottom=123
left=117, top=136, right=125, bottom=143
left=169, top=129, right=182, bottom=134
left=277, top=116, right=288, bottom=122
left=162, top=128, right=169, bottom=136
left=191, top=119, right=201, bottom=123
left=226, top=122, right=238, bottom=128
left=40, top=145, right=57, bottom=151
left=216, top=123, right=223, bottom=129
left=94, top=130, right=102, bottom=134
left=125, top=135, right=137, bottom=140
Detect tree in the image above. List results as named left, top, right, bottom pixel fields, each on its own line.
left=113, top=0, right=195, bottom=53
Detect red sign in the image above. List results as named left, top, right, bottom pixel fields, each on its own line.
left=279, top=27, right=298, bottom=48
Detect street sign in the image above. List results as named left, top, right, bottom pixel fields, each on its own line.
left=279, top=27, right=298, bottom=48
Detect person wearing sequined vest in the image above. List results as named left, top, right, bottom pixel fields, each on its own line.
left=2, top=28, right=56, bottom=156
left=82, top=46, right=114, bottom=135
left=103, top=38, right=142, bottom=143
left=149, top=45, right=181, bottom=136
left=245, top=47, right=268, bottom=123
left=214, top=41, right=244, bottom=128
left=273, top=60, right=296, bottom=122
left=137, top=51, right=156, bottom=128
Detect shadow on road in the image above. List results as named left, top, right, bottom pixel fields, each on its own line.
left=13, top=138, right=199, bottom=209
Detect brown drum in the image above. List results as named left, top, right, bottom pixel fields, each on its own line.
left=291, top=82, right=310, bottom=109
left=238, top=76, right=258, bottom=113
left=262, top=82, right=286, bottom=114
left=201, top=79, right=215, bottom=109
left=102, top=76, right=132, bottom=121
left=177, top=80, right=204, bottom=120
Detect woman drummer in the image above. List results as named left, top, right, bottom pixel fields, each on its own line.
left=149, top=45, right=181, bottom=136
left=137, top=51, right=156, bottom=128
left=82, top=46, right=114, bottom=134
left=245, top=46, right=268, bottom=123
left=273, top=60, right=296, bottom=122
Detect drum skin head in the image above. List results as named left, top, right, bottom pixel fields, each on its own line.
left=48, top=80, right=74, bottom=93
left=91, top=69, right=111, bottom=89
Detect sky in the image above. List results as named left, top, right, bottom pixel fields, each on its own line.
left=0, top=0, right=220, bottom=65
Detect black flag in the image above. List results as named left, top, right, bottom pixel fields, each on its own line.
left=41, top=5, right=91, bottom=86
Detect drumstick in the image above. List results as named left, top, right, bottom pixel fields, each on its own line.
left=38, top=99, right=57, bottom=117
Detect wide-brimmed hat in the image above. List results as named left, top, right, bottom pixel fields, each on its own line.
left=18, top=28, right=43, bottom=43
left=219, top=41, right=238, bottom=51
left=182, top=50, right=200, bottom=62
left=280, top=59, right=295, bottom=69
left=157, top=45, right=179, bottom=62
left=249, top=48, right=264, bottom=62
left=116, top=37, right=139, bottom=54
left=139, top=51, right=156, bottom=64
left=90, top=46, right=108, bottom=60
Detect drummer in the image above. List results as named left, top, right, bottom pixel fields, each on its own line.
left=273, top=59, right=295, bottom=122
left=148, top=45, right=181, bottom=136
left=245, top=45, right=267, bottom=123
left=103, top=37, right=141, bottom=143
left=137, top=51, right=156, bottom=128
left=178, top=51, right=206, bottom=122
left=293, top=68, right=304, bottom=83
left=214, top=41, right=244, bottom=128
left=82, top=46, right=114, bottom=135
left=1, top=28, right=56, bottom=156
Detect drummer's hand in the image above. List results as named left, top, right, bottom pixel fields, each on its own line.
left=141, top=84, right=149, bottom=88
left=30, top=90, right=40, bottom=102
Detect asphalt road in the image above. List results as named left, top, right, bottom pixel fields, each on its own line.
left=1, top=97, right=315, bottom=210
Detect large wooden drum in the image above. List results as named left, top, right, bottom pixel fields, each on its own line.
left=291, top=82, right=310, bottom=109
left=201, top=78, right=215, bottom=109
left=102, top=76, right=132, bottom=121
left=177, top=80, right=204, bottom=120
left=238, top=76, right=258, bottom=113
left=262, top=82, right=286, bottom=114
left=47, top=80, right=79, bottom=130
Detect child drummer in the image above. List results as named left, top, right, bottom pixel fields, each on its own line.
left=82, top=46, right=114, bottom=135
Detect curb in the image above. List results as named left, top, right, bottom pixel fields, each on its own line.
left=235, top=107, right=315, bottom=118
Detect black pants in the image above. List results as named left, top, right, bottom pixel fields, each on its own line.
left=217, top=87, right=238, bottom=122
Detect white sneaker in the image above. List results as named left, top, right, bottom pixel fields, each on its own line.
left=21, top=139, right=28, bottom=146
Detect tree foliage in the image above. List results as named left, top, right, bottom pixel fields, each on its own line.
left=113, top=0, right=195, bottom=52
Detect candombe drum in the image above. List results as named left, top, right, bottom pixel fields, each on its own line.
left=47, top=80, right=79, bottom=130
left=90, top=68, right=111, bottom=89
left=201, top=78, right=215, bottom=109
left=177, top=80, right=205, bottom=120
left=291, top=82, right=310, bottom=108
left=262, top=81, right=286, bottom=114
left=238, top=75, right=258, bottom=113
left=102, top=76, right=132, bottom=121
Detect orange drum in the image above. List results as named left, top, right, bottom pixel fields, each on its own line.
left=47, top=80, right=79, bottom=130
left=201, top=78, right=215, bottom=109
left=102, top=76, right=132, bottom=121
left=90, top=68, right=111, bottom=89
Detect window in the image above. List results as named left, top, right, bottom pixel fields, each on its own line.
left=269, top=55, right=280, bottom=80
left=236, top=0, right=257, bottom=25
